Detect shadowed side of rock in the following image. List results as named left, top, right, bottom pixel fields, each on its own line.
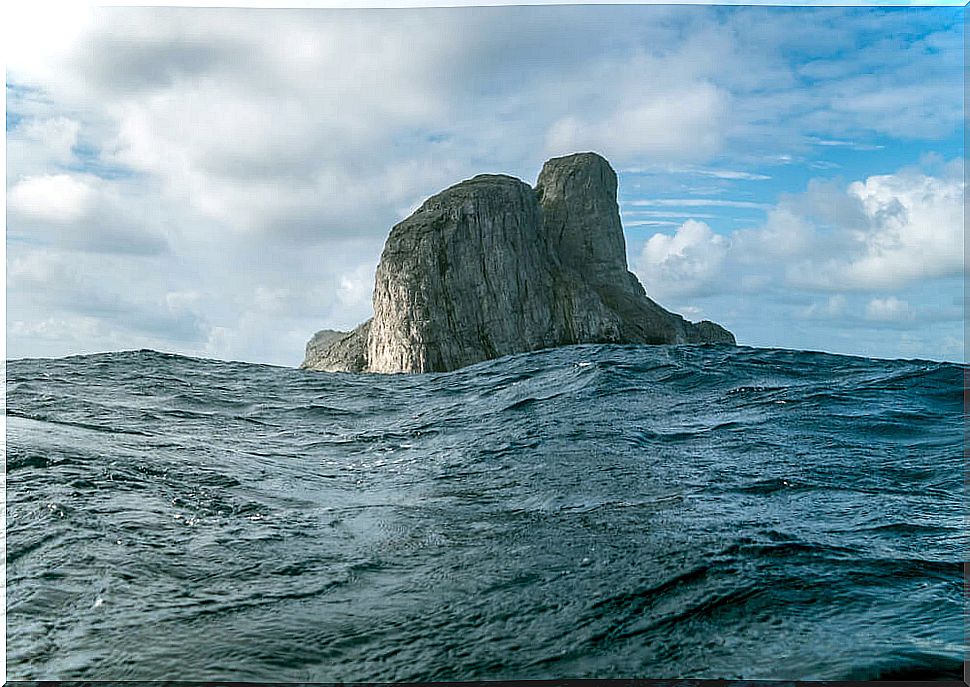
left=536, top=152, right=734, bottom=346
left=302, top=152, right=735, bottom=373
left=536, top=153, right=735, bottom=344
left=300, top=321, right=371, bottom=373
left=536, top=153, right=683, bottom=345
left=684, top=319, right=736, bottom=344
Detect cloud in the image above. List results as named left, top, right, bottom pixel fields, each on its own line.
left=621, top=166, right=771, bottom=181
left=865, top=296, right=915, bottom=322
left=838, top=166, right=965, bottom=287
left=634, top=220, right=729, bottom=298
left=13, top=6, right=955, bottom=247
left=545, top=82, right=730, bottom=164
left=625, top=211, right=719, bottom=220
left=8, top=316, right=108, bottom=355
left=698, top=158, right=965, bottom=293
left=7, top=251, right=209, bottom=345
left=626, top=220, right=683, bottom=228
left=631, top=157, right=963, bottom=344
left=6, top=116, right=81, bottom=174
left=800, top=294, right=848, bottom=320
left=8, top=174, right=95, bottom=223
left=685, top=169, right=771, bottom=181
left=784, top=162, right=965, bottom=290
left=628, top=199, right=770, bottom=209
left=7, top=173, right=170, bottom=255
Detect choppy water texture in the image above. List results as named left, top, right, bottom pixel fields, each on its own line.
left=6, top=345, right=966, bottom=681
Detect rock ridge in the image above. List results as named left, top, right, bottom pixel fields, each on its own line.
left=302, top=152, right=735, bottom=373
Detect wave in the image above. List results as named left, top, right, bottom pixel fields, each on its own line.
left=5, top=343, right=964, bottom=681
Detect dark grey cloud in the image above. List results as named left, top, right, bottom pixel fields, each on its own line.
left=7, top=250, right=209, bottom=345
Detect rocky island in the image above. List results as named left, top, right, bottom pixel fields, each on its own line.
left=302, top=152, right=735, bottom=374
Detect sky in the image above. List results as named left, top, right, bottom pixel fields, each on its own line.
left=4, top=2, right=966, bottom=366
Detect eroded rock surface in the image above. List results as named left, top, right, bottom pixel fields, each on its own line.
left=302, top=152, right=734, bottom=373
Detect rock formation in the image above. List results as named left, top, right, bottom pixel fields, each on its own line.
left=302, top=152, right=735, bottom=374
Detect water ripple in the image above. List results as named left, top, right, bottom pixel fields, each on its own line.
left=5, top=344, right=964, bottom=681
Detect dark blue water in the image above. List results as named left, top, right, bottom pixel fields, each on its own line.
left=5, top=344, right=966, bottom=681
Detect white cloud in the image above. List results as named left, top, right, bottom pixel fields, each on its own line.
left=7, top=173, right=170, bottom=255
left=799, top=294, right=848, bottom=320
left=7, top=250, right=210, bottom=348
left=686, top=169, right=771, bottom=181
left=630, top=157, right=962, bottom=348
left=634, top=219, right=729, bottom=298
left=839, top=167, right=964, bottom=288
left=828, top=80, right=963, bottom=140
left=8, top=174, right=96, bottom=223
left=626, top=220, right=683, bottom=228
left=733, top=206, right=819, bottom=263
left=621, top=166, right=770, bottom=180
left=7, top=116, right=81, bottom=176
left=623, top=210, right=718, bottom=219
left=4, top=5, right=96, bottom=88
left=716, top=159, right=965, bottom=292
left=165, top=290, right=201, bottom=311
left=779, top=164, right=965, bottom=290
left=865, top=296, right=916, bottom=322
left=9, top=316, right=104, bottom=345
left=680, top=305, right=704, bottom=319
left=336, top=263, right=377, bottom=313
left=545, top=82, right=730, bottom=164
left=627, top=199, right=769, bottom=209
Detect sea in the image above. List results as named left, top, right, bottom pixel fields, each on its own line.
left=5, top=344, right=966, bottom=682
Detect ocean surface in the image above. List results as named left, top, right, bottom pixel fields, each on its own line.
left=5, top=344, right=966, bottom=681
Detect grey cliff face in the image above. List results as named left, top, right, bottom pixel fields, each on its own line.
left=302, top=152, right=735, bottom=374
left=368, top=175, right=567, bottom=373
left=536, top=152, right=628, bottom=290
left=301, top=321, right=371, bottom=373
left=537, top=153, right=734, bottom=347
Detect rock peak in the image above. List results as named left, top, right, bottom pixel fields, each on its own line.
left=540, top=150, right=613, bottom=170
left=535, top=150, right=626, bottom=290
left=302, top=153, right=735, bottom=373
